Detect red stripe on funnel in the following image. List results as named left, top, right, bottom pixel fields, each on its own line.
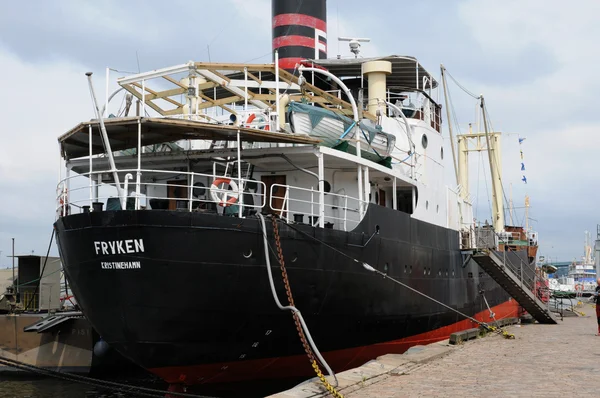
left=277, top=58, right=328, bottom=71
left=273, top=13, right=327, bottom=32
left=273, top=36, right=327, bottom=51
left=277, top=57, right=305, bottom=70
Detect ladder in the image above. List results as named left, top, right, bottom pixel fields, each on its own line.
left=470, top=250, right=557, bottom=324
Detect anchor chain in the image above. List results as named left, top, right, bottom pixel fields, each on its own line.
left=271, top=217, right=344, bottom=398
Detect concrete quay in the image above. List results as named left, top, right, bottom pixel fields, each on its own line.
left=269, top=303, right=599, bottom=398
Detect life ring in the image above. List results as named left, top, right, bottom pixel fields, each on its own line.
left=245, top=113, right=269, bottom=130
left=575, top=284, right=583, bottom=291
left=210, top=178, right=239, bottom=207
left=245, top=114, right=256, bottom=126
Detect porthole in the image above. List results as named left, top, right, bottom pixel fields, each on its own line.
left=426, top=200, right=429, bottom=210
left=243, top=249, right=253, bottom=259
left=441, top=147, right=444, bottom=159
left=436, top=205, right=439, bottom=213
left=421, top=134, right=428, bottom=149
left=384, top=263, right=389, bottom=273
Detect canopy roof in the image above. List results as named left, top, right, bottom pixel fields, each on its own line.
left=311, top=55, right=438, bottom=90
left=58, top=117, right=320, bottom=160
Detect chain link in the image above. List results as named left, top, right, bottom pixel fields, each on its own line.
left=271, top=217, right=344, bottom=398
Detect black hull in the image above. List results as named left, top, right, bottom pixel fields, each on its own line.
left=54, top=204, right=521, bottom=391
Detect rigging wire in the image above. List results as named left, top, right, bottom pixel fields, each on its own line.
left=280, top=219, right=514, bottom=339
left=482, top=151, right=493, bottom=223
left=445, top=69, right=479, bottom=99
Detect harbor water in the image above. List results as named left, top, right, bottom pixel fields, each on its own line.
left=0, top=376, right=166, bottom=398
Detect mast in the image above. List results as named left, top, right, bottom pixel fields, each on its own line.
left=525, top=195, right=530, bottom=232
left=12, top=237, right=15, bottom=294
left=440, top=65, right=459, bottom=186
left=509, top=183, right=514, bottom=225
left=481, top=96, right=504, bottom=233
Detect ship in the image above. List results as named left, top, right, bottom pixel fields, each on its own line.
left=52, top=0, right=535, bottom=395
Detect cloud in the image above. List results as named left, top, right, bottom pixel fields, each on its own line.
left=0, top=47, right=94, bottom=258
left=450, top=0, right=600, bottom=260
left=0, top=0, right=597, bottom=262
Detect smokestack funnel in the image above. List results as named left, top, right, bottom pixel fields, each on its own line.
left=272, top=0, right=327, bottom=71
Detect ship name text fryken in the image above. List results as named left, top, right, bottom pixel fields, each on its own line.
left=94, top=239, right=145, bottom=255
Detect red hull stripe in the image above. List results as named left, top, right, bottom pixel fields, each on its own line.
left=273, top=14, right=327, bottom=32
left=151, top=300, right=520, bottom=385
left=272, top=35, right=327, bottom=51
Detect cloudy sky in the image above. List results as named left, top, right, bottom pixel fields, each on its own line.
left=0, top=0, right=597, bottom=266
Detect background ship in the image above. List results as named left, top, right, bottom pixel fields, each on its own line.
left=52, top=0, right=541, bottom=395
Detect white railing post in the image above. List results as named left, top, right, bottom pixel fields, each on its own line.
left=317, top=151, right=325, bottom=228
left=135, top=117, right=142, bottom=210
left=188, top=172, right=194, bottom=212
left=392, top=177, right=397, bottom=210
left=310, top=186, right=314, bottom=225
left=237, top=130, right=243, bottom=218
left=88, top=124, right=93, bottom=208
left=344, top=195, right=348, bottom=231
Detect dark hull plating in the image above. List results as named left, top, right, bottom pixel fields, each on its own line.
left=54, top=204, right=521, bottom=391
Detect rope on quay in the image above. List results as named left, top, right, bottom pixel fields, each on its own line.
left=257, top=213, right=344, bottom=398
left=280, top=218, right=515, bottom=340
left=0, top=356, right=218, bottom=398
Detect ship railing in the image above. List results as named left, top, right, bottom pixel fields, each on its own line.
left=56, top=169, right=267, bottom=218
left=385, top=90, right=442, bottom=133
left=466, top=224, right=544, bottom=301
left=268, top=183, right=367, bottom=232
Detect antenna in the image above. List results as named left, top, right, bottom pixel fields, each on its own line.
left=338, top=37, right=371, bottom=58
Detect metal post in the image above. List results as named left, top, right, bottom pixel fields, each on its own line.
left=343, top=196, right=348, bottom=231
left=357, top=165, right=363, bottom=216
left=12, top=238, right=15, bottom=293
left=364, top=167, right=370, bottom=207
left=105, top=67, right=109, bottom=117
left=95, top=174, right=100, bottom=202
left=317, top=151, right=325, bottom=228
left=310, top=186, right=314, bottom=224
left=135, top=117, right=142, bottom=210
left=142, top=80, right=146, bottom=117
left=392, top=178, right=397, bottom=210
left=85, top=72, right=125, bottom=208
left=481, top=96, right=504, bottom=233
left=244, top=67, right=248, bottom=112
left=188, top=166, right=194, bottom=212
left=88, top=124, right=93, bottom=207
left=275, top=51, right=280, bottom=132
left=440, top=65, right=459, bottom=186
left=65, top=165, right=71, bottom=215
left=237, top=130, right=243, bottom=218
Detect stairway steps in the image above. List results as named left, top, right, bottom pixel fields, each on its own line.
left=472, top=252, right=557, bottom=324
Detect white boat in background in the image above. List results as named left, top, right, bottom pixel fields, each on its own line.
left=550, top=230, right=598, bottom=293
